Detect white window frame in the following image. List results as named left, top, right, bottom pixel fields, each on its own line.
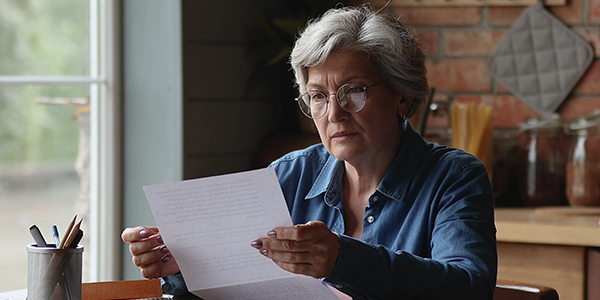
left=0, top=0, right=122, bottom=282
left=91, top=0, right=122, bottom=282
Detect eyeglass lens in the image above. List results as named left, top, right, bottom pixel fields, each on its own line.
left=299, top=84, right=367, bottom=119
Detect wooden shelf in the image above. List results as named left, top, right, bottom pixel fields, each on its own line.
left=495, top=207, right=600, bottom=247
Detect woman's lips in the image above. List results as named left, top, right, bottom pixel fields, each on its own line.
left=331, top=131, right=356, bottom=139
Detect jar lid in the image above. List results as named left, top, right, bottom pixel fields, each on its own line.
left=520, top=113, right=563, bottom=131
left=568, top=109, right=600, bottom=131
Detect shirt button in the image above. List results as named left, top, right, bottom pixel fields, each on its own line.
left=367, top=215, right=375, bottom=223
left=335, top=284, right=344, bottom=289
left=373, top=196, right=379, bottom=202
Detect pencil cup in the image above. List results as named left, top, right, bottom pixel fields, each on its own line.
left=27, top=243, right=84, bottom=300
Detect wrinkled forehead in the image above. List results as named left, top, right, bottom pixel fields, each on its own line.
left=300, top=50, right=377, bottom=90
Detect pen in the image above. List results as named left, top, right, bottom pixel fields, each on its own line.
left=68, top=229, right=84, bottom=248
left=52, top=225, right=61, bottom=248
left=29, top=225, right=48, bottom=247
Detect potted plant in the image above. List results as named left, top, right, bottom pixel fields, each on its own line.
left=244, top=0, right=339, bottom=134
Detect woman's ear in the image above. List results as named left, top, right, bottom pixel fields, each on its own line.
left=397, top=97, right=412, bottom=117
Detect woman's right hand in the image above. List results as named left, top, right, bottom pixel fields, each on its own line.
left=121, top=226, right=180, bottom=278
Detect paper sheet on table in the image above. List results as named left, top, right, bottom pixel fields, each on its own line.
left=143, top=168, right=339, bottom=300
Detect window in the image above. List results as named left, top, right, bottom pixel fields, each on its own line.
left=0, top=0, right=119, bottom=290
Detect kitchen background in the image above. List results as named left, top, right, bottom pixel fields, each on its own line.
left=368, top=0, right=599, bottom=126
left=179, top=0, right=599, bottom=199
left=361, top=0, right=600, bottom=207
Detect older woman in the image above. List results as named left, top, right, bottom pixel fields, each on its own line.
left=122, top=5, right=497, bottom=300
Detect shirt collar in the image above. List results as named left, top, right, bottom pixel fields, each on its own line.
left=377, top=121, right=425, bottom=202
left=305, top=154, right=345, bottom=206
left=304, top=120, right=426, bottom=205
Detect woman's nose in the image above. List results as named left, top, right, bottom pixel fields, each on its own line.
left=327, top=94, right=348, bottom=122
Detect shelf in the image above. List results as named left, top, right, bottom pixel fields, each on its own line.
left=495, top=207, right=600, bottom=247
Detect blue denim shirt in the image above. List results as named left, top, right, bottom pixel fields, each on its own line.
left=163, top=122, right=497, bottom=299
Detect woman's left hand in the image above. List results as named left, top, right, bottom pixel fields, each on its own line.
left=250, top=221, right=340, bottom=278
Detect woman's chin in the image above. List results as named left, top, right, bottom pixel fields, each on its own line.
left=328, top=147, right=362, bottom=162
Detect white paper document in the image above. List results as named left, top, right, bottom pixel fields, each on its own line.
left=143, top=168, right=339, bottom=300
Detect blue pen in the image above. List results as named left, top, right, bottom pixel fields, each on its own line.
left=52, top=225, right=60, bottom=248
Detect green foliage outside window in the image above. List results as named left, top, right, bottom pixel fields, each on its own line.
left=0, top=0, right=89, bottom=165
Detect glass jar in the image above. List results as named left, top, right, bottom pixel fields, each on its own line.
left=565, top=110, right=600, bottom=206
left=493, top=129, right=521, bottom=206
left=517, top=113, right=568, bottom=206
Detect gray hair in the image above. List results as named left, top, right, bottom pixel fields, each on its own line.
left=290, top=5, right=429, bottom=118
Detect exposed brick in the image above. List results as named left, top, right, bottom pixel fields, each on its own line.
left=455, top=94, right=483, bottom=104
left=589, top=0, right=600, bottom=23
left=573, top=60, right=600, bottom=95
left=426, top=59, right=492, bottom=92
left=575, top=28, right=600, bottom=57
left=559, top=97, right=600, bottom=122
left=456, top=94, right=539, bottom=128
left=488, top=7, right=526, bottom=26
left=416, top=29, right=440, bottom=56
left=488, top=0, right=581, bottom=26
left=444, top=29, right=506, bottom=56
left=393, top=7, right=482, bottom=25
left=549, top=0, right=583, bottom=25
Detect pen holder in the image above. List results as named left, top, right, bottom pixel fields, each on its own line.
left=27, top=243, right=84, bottom=300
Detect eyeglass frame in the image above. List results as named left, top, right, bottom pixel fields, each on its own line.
left=295, top=80, right=386, bottom=119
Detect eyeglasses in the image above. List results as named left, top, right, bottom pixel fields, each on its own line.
left=295, top=81, right=386, bottom=119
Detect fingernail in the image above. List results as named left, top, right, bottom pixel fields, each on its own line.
left=161, top=255, right=171, bottom=263
left=139, top=229, right=151, bottom=238
left=157, top=236, right=164, bottom=244
left=260, top=249, right=268, bottom=256
left=160, top=245, right=169, bottom=254
left=250, top=240, right=263, bottom=248
left=267, top=231, right=277, bottom=238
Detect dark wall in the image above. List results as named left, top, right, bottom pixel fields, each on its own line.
left=181, top=0, right=300, bottom=179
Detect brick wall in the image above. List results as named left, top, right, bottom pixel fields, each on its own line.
left=372, top=0, right=600, bottom=128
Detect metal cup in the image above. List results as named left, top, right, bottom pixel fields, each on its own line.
left=27, top=243, right=83, bottom=300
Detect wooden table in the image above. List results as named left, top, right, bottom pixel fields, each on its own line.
left=495, top=207, right=600, bottom=300
left=0, top=289, right=201, bottom=300
left=0, top=279, right=200, bottom=300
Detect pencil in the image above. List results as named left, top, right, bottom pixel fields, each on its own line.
left=62, top=219, right=83, bottom=249
left=58, top=215, right=77, bottom=249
